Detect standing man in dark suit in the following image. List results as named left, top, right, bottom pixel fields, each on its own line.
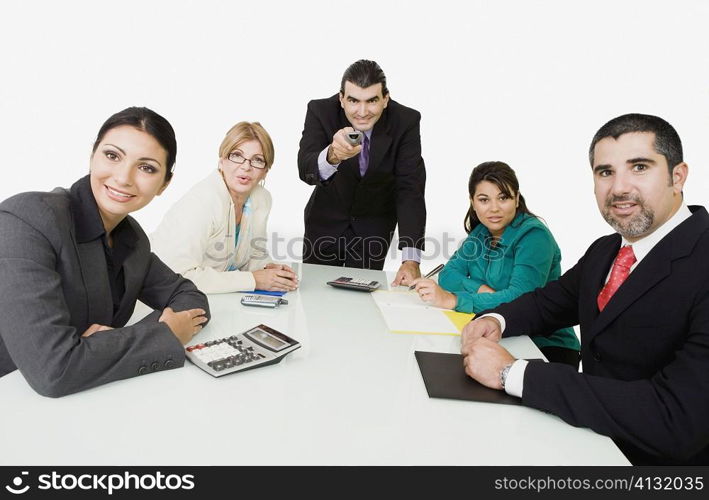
left=460, top=113, right=709, bottom=465
left=298, top=59, right=426, bottom=285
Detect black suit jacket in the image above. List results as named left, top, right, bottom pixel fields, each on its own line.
left=0, top=180, right=210, bottom=397
left=297, top=94, right=426, bottom=251
left=489, top=206, right=709, bottom=465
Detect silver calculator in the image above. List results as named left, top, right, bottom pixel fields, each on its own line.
left=241, top=294, right=288, bottom=308
left=186, top=324, right=301, bottom=377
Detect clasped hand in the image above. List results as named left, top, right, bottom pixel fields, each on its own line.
left=460, top=316, right=515, bottom=390
left=253, top=263, right=299, bottom=292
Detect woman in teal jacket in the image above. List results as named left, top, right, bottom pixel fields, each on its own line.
left=413, top=161, right=580, bottom=367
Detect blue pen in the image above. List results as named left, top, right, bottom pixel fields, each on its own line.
left=240, top=289, right=286, bottom=297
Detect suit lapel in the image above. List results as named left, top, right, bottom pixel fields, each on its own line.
left=75, top=239, right=113, bottom=326
left=115, top=248, right=143, bottom=324
left=113, top=219, right=144, bottom=325
left=589, top=207, right=708, bottom=337
left=590, top=244, right=672, bottom=337
left=578, top=236, right=619, bottom=337
left=366, top=112, right=391, bottom=177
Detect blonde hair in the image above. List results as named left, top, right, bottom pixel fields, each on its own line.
left=218, top=121, right=275, bottom=169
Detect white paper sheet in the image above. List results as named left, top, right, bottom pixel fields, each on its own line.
left=371, top=289, right=461, bottom=335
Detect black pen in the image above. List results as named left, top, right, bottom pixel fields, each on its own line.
left=409, top=263, right=445, bottom=290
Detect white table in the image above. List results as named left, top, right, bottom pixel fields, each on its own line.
left=0, top=263, right=629, bottom=465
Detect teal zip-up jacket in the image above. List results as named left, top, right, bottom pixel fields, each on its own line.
left=439, top=213, right=580, bottom=351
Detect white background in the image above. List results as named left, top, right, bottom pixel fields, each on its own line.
left=1, top=0, right=708, bottom=273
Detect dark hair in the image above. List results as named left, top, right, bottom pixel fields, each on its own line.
left=92, top=107, right=177, bottom=182
left=588, top=113, right=683, bottom=174
left=340, top=59, right=389, bottom=96
left=464, top=161, right=536, bottom=233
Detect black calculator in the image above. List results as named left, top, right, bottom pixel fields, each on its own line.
left=185, top=324, right=300, bottom=377
left=326, top=276, right=380, bottom=292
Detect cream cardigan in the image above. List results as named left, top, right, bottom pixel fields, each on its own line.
left=150, top=170, right=272, bottom=293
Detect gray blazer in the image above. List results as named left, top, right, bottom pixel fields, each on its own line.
left=0, top=182, right=210, bottom=397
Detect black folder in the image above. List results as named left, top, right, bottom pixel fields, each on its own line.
left=415, top=351, right=524, bottom=406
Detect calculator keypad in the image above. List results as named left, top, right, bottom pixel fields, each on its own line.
left=185, top=325, right=301, bottom=377
left=187, top=336, right=265, bottom=372
left=327, top=277, right=380, bottom=291
left=341, top=278, right=377, bottom=286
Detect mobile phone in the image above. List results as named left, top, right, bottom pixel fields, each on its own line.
left=241, top=295, right=288, bottom=308
left=345, top=130, right=363, bottom=146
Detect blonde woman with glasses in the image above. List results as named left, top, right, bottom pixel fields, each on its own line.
left=152, top=122, right=298, bottom=293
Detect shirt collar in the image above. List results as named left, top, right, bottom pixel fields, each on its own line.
left=70, top=175, right=106, bottom=243
left=621, top=202, right=692, bottom=265
left=495, top=213, right=527, bottom=248
left=243, top=195, right=253, bottom=215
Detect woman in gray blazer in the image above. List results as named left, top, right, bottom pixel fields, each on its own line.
left=0, top=107, right=210, bottom=397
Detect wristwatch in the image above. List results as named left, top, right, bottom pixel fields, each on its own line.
left=500, top=362, right=514, bottom=390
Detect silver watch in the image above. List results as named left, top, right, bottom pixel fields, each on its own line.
left=500, top=362, right=514, bottom=390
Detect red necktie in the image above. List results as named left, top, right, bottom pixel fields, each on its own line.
left=597, top=245, right=636, bottom=311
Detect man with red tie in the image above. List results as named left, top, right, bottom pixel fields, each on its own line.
left=297, top=60, right=426, bottom=285
left=461, top=113, right=709, bottom=465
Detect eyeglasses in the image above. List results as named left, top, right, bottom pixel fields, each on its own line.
left=226, top=151, right=267, bottom=170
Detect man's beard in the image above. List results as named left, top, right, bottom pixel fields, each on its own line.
left=602, top=194, right=655, bottom=239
